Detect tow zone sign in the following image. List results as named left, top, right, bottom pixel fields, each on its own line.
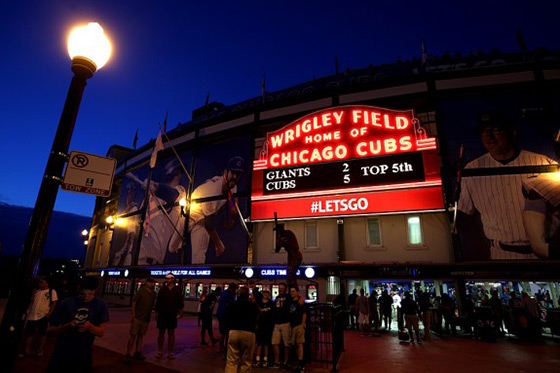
left=62, top=151, right=117, bottom=197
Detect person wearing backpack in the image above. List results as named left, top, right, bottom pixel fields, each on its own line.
left=21, top=276, right=58, bottom=357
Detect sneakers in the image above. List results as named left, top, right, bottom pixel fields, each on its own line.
left=269, top=362, right=281, bottom=369
left=252, top=360, right=260, bottom=368
left=133, top=351, right=146, bottom=360
left=200, top=342, right=209, bottom=347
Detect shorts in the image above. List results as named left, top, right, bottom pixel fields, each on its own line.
left=256, top=325, right=274, bottom=346
left=290, top=324, right=305, bottom=345
left=157, top=313, right=178, bottom=330
left=271, top=323, right=291, bottom=346
left=358, top=312, right=370, bottom=325
left=25, top=317, right=48, bottom=337
left=130, top=318, right=149, bottom=336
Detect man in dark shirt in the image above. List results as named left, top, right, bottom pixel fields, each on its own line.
left=416, top=289, right=432, bottom=341
left=347, top=289, right=358, bottom=329
left=155, top=274, right=183, bottom=359
left=47, top=276, right=109, bottom=373
left=402, top=291, right=421, bottom=344
left=379, top=290, right=393, bottom=330
left=125, top=278, right=156, bottom=362
left=200, top=286, right=221, bottom=346
left=271, top=283, right=291, bottom=369
left=225, top=286, right=260, bottom=373
left=289, top=286, right=307, bottom=373
left=217, top=283, right=238, bottom=352
left=254, top=289, right=275, bottom=368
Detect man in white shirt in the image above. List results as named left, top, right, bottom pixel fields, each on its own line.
left=189, top=157, right=245, bottom=264
left=22, top=277, right=58, bottom=357
left=458, top=112, right=555, bottom=260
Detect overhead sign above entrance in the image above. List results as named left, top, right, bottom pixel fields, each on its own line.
left=251, top=105, right=444, bottom=221
left=62, top=151, right=117, bottom=197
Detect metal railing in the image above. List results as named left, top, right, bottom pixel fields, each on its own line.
left=306, top=303, right=344, bottom=372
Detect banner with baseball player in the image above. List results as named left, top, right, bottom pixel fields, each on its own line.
left=185, top=135, right=252, bottom=265
left=439, top=93, right=560, bottom=261
left=108, top=164, right=150, bottom=267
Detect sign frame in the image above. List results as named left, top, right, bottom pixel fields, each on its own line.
left=61, top=151, right=117, bottom=197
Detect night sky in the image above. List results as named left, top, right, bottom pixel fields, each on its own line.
left=1, top=0, right=559, bottom=217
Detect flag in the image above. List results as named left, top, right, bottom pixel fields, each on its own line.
left=163, top=111, right=168, bottom=133
left=205, top=92, right=210, bottom=108
left=133, top=128, right=138, bottom=149
left=149, top=131, right=164, bottom=168
left=261, top=73, right=266, bottom=103
left=421, top=38, right=427, bottom=67
left=335, top=54, right=339, bottom=75
left=517, top=26, right=527, bottom=52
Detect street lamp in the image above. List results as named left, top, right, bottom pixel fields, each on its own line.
left=0, top=22, right=111, bottom=371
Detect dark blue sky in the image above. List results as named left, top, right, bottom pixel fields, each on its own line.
left=1, top=0, right=559, bottom=217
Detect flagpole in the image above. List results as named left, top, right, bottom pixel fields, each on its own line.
left=158, top=123, right=193, bottom=183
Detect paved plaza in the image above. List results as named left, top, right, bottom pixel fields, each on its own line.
left=6, top=301, right=559, bottom=373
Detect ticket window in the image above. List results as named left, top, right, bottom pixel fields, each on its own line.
left=272, top=285, right=280, bottom=299
left=196, top=283, right=204, bottom=298
left=154, top=282, right=161, bottom=293
left=135, top=281, right=143, bottom=293
left=183, top=283, right=192, bottom=298
left=124, top=281, right=131, bottom=295
left=105, top=280, right=112, bottom=294
left=211, top=283, right=217, bottom=292
left=307, top=285, right=318, bottom=302
left=256, top=284, right=263, bottom=293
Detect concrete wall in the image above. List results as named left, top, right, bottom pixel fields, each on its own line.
left=253, top=211, right=452, bottom=265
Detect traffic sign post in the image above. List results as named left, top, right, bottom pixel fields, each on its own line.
left=62, top=151, right=117, bottom=197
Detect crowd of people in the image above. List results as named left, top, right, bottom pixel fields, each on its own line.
left=345, top=285, right=552, bottom=343
left=346, top=287, right=433, bottom=344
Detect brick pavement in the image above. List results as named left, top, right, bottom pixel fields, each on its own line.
left=4, top=300, right=560, bottom=372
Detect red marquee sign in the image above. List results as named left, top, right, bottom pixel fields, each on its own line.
left=251, top=105, right=444, bottom=221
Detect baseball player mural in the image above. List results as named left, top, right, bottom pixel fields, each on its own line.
left=138, top=159, right=188, bottom=265
left=188, top=156, right=248, bottom=264
left=111, top=183, right=141, bottom=266
left=456, top=111, right=558, bottom=260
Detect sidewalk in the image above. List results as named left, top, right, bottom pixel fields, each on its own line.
left=5, top=300, right=560, bottom=372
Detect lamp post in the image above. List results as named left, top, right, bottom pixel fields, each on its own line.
left=0, top=23, right=111, bottom=371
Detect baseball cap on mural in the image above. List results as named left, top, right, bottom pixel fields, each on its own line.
left=164, top=159, right=183, bottom=176
left=475, top=112, right=515, bottom=134
left=226, top=156, right=245, bottom=172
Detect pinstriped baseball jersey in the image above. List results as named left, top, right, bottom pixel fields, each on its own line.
left=458, top=150, right=555, bottom=259
left=523, top=173, right=560, bottom=208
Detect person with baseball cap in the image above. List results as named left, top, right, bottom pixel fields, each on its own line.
left=188, top=156, right=245, bottom=264
left=125, top=278, right=157, bottom=363
left=154, top=274, right=184, bottom=359
left=457, top=112, right=556, bottom=260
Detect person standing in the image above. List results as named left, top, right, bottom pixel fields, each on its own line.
left=125, top=278, right=156, bottom=363
left=271, top=283, right=292, bottom=369
left=225, top=286, right=260, bottom=373
left=198, top=287, right=208, bottom=326
left=21, top=276, right=57, bottom=357
left=217, top=283, right=238, bottom=352
left=201, top=286, right=222, bottom=346
left=379, top=290, right=393, bottom=330
left=155, top=274, right=184, bottom=359
left=253, top=289, right=276, bottom=368
left=355, top=289, right=370, bottom=337
left=289, top=286, right=308, bottom=373
left=46, top=277, right=108, bottom=373
left=368, top=290, right=380, bottom=336
left=402, top=292, right=421, bottom=344
left=416, top=289, right=432, bottom=341
left=347, top=289, right=358, bottom=330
